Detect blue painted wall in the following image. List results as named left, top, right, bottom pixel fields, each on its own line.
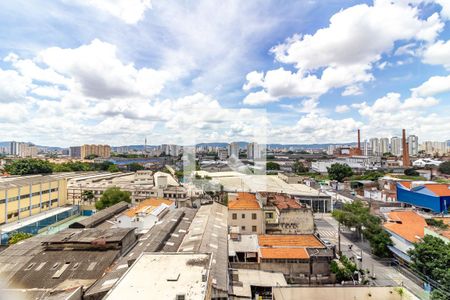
left=397, top=184, right=443, bottom=213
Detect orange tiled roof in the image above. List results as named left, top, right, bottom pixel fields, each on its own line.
left=272, top=195, right=302, bottom=209
left=425, top=184, right=450, bottom=197
left=123, top=198, right=173, bottom=217
left=258, top=235, right=324, bottom=248
left=399, top=181, right=412, bottom=189
left=228, top=192, right=260, bottom=210
left=383, top=211, right=426, bottom=243
left=260, top=248, right=309, bottom=259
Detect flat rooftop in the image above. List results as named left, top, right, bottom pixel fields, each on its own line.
left=104, top=253, right=211, bottom=300
left=195, top=171, right=328, bottom=196
left=0, top=173, right=73, bottom=189
left=230, top=269, right=287, bottom=298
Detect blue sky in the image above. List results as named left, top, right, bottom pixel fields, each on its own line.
left=0, top=0, right=449, bottom=147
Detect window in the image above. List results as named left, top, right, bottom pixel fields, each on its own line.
left=266, top=212, right=274, bottom=219
left=232, top=213, right=237, bottom=220
left=252, top=226, right=257, bottom=232
left=241, top=213, right=245, bottom=219
left=252, top=213, right=257, bottom=220
left=241, top=226, right=246, bottom=231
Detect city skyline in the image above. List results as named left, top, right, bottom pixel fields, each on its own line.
left=1, top=0, right=450, bottom=147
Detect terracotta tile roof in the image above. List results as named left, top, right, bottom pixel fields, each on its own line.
left=424, top=184, right=450, bottom=197
left=228, top=192, right=260, bottom=210
left=123, top=198, right=173, bottom=217
left=383, top=211, right=426, bottom=243
left=398, top=181, right=412, bottom=189
left=258, top=235, right=324, bottom=248
left=272, top=195, right=302, bottom=210
left=260, top=248, right=309, bottom=259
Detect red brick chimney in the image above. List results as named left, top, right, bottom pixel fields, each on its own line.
left=402, top=129, right=410, bottom=167
left=357, top=129, right=361, bottom=151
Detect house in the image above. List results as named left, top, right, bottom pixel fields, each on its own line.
left=230, top=234, right=334, bottom=284
left=383, top=210, right=427, bottom=262
left=228, top=193, right=265, bottom=234
left=397, top=182, right=450, bottom=213
left=116, top=198, right=174, bottom=231
left=259, top=193, right=314, bottom=234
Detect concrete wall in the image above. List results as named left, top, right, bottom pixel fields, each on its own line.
left=273, top=286, right=418, bottom=300
left=0, top=178, right=67, bottom=225
left=228, top=209, right=264, bottom=234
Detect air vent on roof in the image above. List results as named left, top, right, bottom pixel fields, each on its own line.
left=166, top=273, right=180, bottom=282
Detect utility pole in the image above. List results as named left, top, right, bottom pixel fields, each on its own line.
left=338, top=221, right=341, bottom=256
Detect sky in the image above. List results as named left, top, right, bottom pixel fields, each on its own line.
left=0, top=0, right=449, bottom=147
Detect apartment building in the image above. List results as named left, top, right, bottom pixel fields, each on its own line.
left=80, top=144, right=111, bottom=159
left=0, top=175, right=68, bottom=225
left=228, top=192, right=264, bottom=234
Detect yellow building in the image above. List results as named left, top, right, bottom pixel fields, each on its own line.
left=0, top=175, right=68, bottom=225
left=80, top=144, right=111, bottom=159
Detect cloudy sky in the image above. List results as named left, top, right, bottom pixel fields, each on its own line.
left=0, top=0, right=449, bottom=147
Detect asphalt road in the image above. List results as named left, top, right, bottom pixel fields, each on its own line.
left=315, top=214, right=429, bottom=300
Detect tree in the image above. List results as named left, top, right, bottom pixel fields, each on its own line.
left=95, top=187, right=131, bottom=210
left=81, top=190, right=95, bottom=204
left=128, top=163, right=145, bottom=172
left=85, top=154, right=99, bottom=160
left=327, top=163, right=353, bottom=182
left=293, top=160, right=308, bottom=174
left=5, top=159, right=53, bottom=175
left=404, top=168, right=420, bottom=177
left=266, top=162, right=280, bottom=171
left=438, top=161, right=450, bottom=175
left=107, top=164, right=120, bottom=173
left=408, top=235, right=450, bottom=300
left=332, top=200, right=392, bottom=258
left=9, top=232, right=33, bottom=244
left=330, top=255, right=358, bottom=282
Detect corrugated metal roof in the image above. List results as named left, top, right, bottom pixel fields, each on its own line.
left=69, top=202, right=129, bottom=229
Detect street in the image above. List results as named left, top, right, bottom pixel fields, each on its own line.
left=315, top=214, right=429, bottom=300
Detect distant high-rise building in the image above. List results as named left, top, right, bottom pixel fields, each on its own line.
left=369, top=138, right=380, bottom=156
left=228, top=142, right=239, bottom=158
left=69, top=146, right=82, bottom=158
left=407, top=135, right=419, bottom=156
left=9, top=141, right=20, bottom=156
left=391, top=137, right=402, bottom=156
left=380, top=138, right=389, bottom=155
left=80, top=144, right=111, bottom=159
left=327, top=145, right=336, bottom=155
left=19, top=143, right=38, bottom=158
left=247, top=142, right=263, bottom=160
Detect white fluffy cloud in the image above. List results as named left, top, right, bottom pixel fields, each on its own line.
left=0, top=69, right=31, bottom=102
left=351, top=92, right=447, bottom=139
left=411, top=75, right=450, bottom=97
left=422, top=39, right=450, bottom=69
left=71, top=0, right=152, bottom=24
left=270, top=112, right=362, bottom=143
left=37, top=39, right=170, bottom=100
left=243, top=0, right=443, bottom=105
left=335, top=105, right=350, bottom=113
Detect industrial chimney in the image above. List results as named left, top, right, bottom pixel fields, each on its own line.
left=357, top=129, right=361, bottom=151
left=402, top=129, right=410, bottom=167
